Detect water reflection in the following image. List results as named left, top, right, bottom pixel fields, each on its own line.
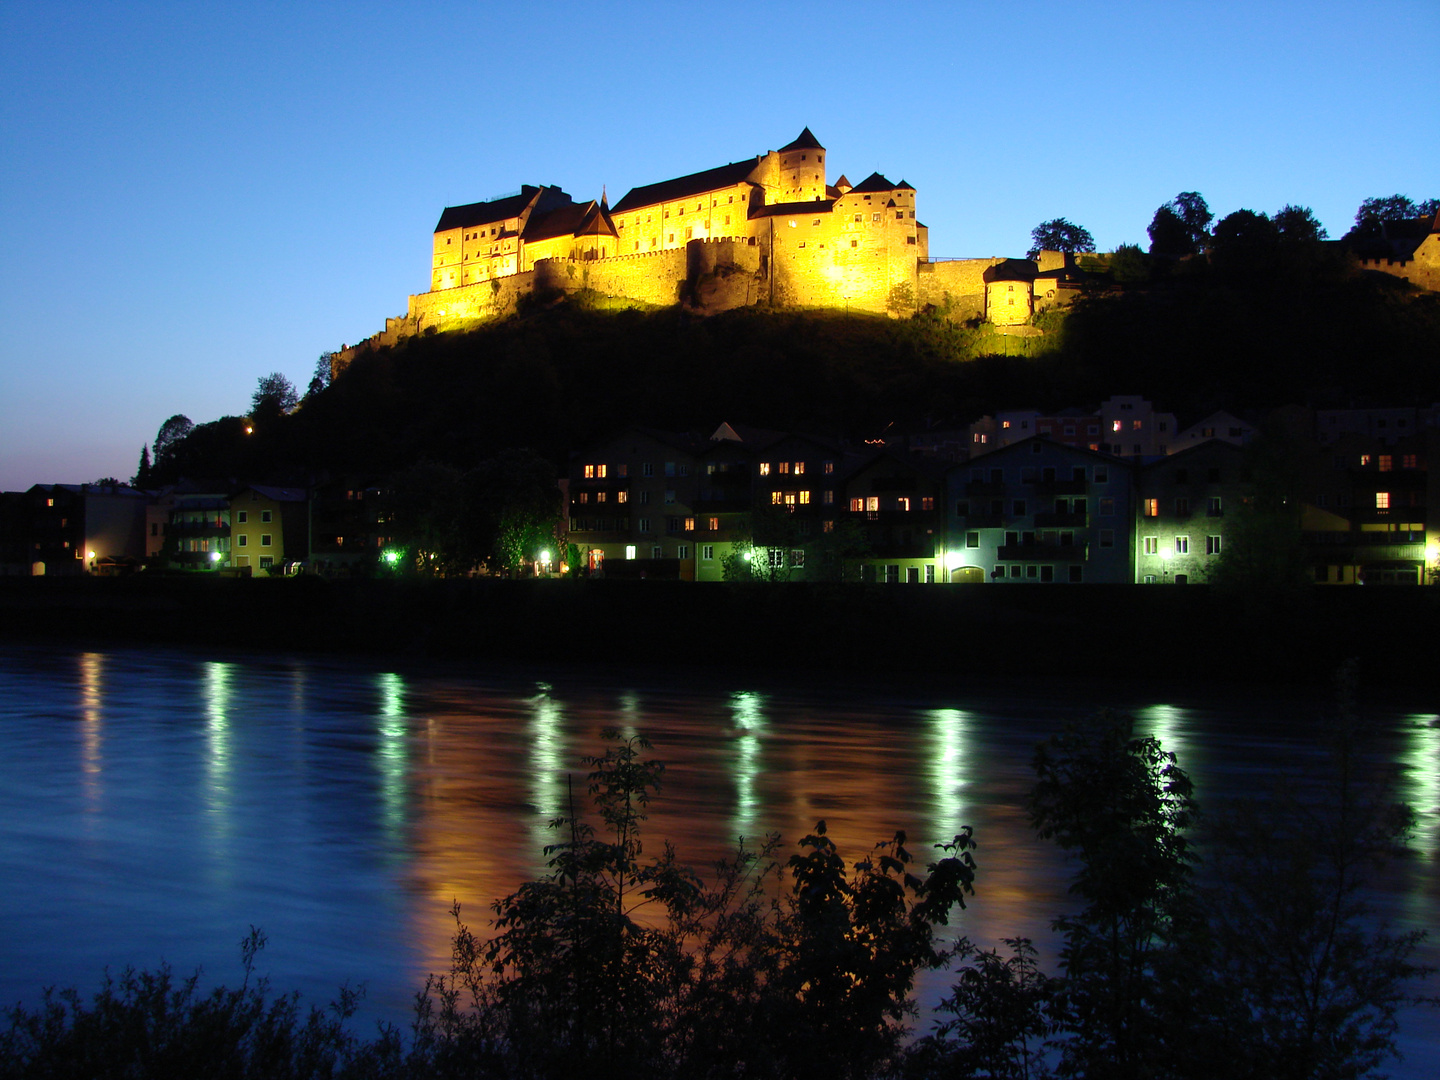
left=1403, top=715, right=1440, bottom=862
left=529, top=682, right=566, bottom=850
left=203, top=661, right=235, bottom=817
left=77, top=652, right=104, bottom=808
left=376, top=672, right=408, bottom=841
left=926, top=708, right=969, bottom=841
left=730, top=691, right=766, bottom=842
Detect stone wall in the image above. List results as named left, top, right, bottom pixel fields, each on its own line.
left=537, top=247, right=691, bottom=306
left=1359, top=234, right=1440, bottom=290
left=916, top=258, right=1002, bottom=318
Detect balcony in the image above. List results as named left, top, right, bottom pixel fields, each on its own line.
left=998, top=542, right=1087, bottom=562
left=169, top=520, right=229, bottom=537
left=1033, top=511, right=1088, bottom=528
left=1030, top=478, right=1087, bottom=496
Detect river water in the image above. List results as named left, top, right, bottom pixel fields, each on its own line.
left=1, top=644, right=1435, bottom=1072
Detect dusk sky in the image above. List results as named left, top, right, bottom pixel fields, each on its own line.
left=2, top=1, right=1436, bottom=491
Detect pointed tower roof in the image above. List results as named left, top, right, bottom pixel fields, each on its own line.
left=779, top=127, right=824, bottom=152
left=850, top=172, right=897, bottom=193
left=834, top=174, right=852, bottom=192
left=575, top=199, right=618, bottom=238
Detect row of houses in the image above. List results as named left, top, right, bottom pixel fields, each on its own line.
left=4, top=402, right=1437, bottom=586
left=0, top=479, right=383, bottom=577
left=568, top=409, right=1440, bottom=586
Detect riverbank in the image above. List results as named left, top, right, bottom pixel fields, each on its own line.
left=2, top=576, right=1435, bottom=688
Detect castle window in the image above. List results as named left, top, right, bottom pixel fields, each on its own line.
left=813, top=218, right=821, bottom=226
left=910, top=211, right=916, bottom=218
left=634, top=242, right=640, bottom=250
left=907, top=236, right=915, bottom=244
left=896, top=212, right=904, bottom=220
left=871, top=213, right=880, bottom=222
left=798, top=241, right=805, bottom=248
left=854, top=214, right=861, bottom=222
left=788, top=220, right=796, bottom=228
left=724, top=215, right=730, bottom=225
left=668, top=234, right=674, bottom=243
left=686, top=227, right=693, bottom=239
left=851, top=240, right=857, bottom=247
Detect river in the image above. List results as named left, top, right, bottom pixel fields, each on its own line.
left=0, top=644, right=1435, bottom=1072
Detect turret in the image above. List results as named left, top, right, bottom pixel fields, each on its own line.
left=777, top=127, right=826, bottom=203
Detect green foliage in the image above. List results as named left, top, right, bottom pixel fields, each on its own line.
left=1199, top=662, right=1436, bottom=1080
left=887, top=281, right=917, bottom=318
left=414, top=731, right=977, bottom=1080
left=1274, top=204, right=1328, bottom=244
left=1108, top=243, right=1151, bottom=286
left=1027, top=219, right=1095, bottom=260
left=1148, top=192, right=1212, bottom=256
left=907, top=937, right=1056, bottom=1080
left=1028, top=711, right=1196, bottom=1080
left=0, top=927, right=400, bottom=1079
left=252, top=372, right=299, bottom=422
left=132, top=444, right=152, bottom=488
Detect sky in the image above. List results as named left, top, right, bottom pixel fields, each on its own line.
left=1, top=0, right=1436, bottom=490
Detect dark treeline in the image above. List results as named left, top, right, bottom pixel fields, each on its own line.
left=2, top=672, right=1431, bottom=1079
left=147, top=252, right=1440, bottom=486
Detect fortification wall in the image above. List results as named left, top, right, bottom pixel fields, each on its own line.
left=528, top=248, right=688, bottom=306
left=917, top=258, right=1001, bottom=318
left=687, top=238, right=764, bottom=311
left=1359, top=236, right=1440, bottom=290
left=407, top=272, right=538, bottom=326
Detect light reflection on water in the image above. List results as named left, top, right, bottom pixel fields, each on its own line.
left=1, top=645, right=1436, bottom=1076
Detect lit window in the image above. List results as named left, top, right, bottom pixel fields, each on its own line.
left=772, top=492, right=784, bottom=505
left=922, top=497, right=934, bottom=510
left=1143, top=498, right=1159, bottom=517
left=850, top=498, right=864, bottom=511
left=1133, top=420, right=1143, bottom=430
left=596, top=492, right=607, bottom=503
left=1379, top=455, right=1392, bottom=472
left=1112, top=420, right=1122, bottom=432
left=618, top=491, right=628, bottom=503
left=1376, top=492, right=1390, bottom=509
left=579, top=492, right=589, bottom=504
left=799, top=491, right=811, bottom=504
left=708, top=517, right=718, bottom=530
left=625, top=545, right=637, bottom=560
left=1143, top=536, right=1158, bottom=555
left=794, top=461, right=805, bottom=475
left=760, top=462, right=771, bottom=476
left=823, top=520, right=834, bottom=533
left=866, top=497, right=879, bottom=512
left=823, top=490, right=834, bottom=505
left=1175, top=536, right=1189, bottom=554
left=684, top=518, right=695, bottom=531
left=596, top=464, right=607, bottom=478
left=778, top=462, right=790, bottom=474
left=1359, top=454, right=1371, bottom=466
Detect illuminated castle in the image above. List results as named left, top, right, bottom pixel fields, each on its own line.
left=359, top=129, right=1075, bottom=346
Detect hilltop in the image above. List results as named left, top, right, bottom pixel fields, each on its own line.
left=152, top=254, right=1440, bottom=484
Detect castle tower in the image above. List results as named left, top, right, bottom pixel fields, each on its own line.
left=777, top=127, right=826, bottom=203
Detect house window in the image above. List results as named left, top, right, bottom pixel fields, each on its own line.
left=823, top=520, right=834, bottom=533
left=823, top=490, right=834, bottom=505
left=643, top=463, right=654, bottom=477
left=237, top=511, right=247, bottom=523
left=898, top=497, right=911, bottom=512
left=238, top=535, right=248, bottom=547
left=760, top=462, right=771, bottom=476
left=1099, top=529, right=1114, bottom=548
left=702, top=545, right=714, bottom=560
left=677, top=545, right=689, bottom=560
left=922, top=497, right=934, bottom=511
left=1379, top=455, right=1393, bottom=472
left=653, top=546, right=664, bottom=559
left=1143, top=499, right=1159, bottom=517
left=1143, top=536, right=1158, bottom=555
left=966, top=531, right=979, bottom=548
left=639, top=518, right=651, bottom=533
left=618, top=491, right=628, bottom=503
left=1206, top=535, right=1222, bottom=555
left=1175, top=497, right=1189, bottom=516
left=260, top=534, right=272, bottom=547
left=684, top=517, right=695, bottom=531
left=1376, top=492, right=1390, bottom=509
left=259, top=557, right=273, bottom=569
left=1403, top=454, right=1417, bottom=469
left=664, top=490, right=676, bottom=504
left=1175, top=536, right=1189, bottom=555
left=1207, top=497, right=1223, bottom=516
left=768, top=549, right=785, bottom=569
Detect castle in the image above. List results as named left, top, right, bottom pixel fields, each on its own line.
left=340, top=129, right=1080, bottom=358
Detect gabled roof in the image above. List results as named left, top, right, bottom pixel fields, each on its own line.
left=895, top=179, right=914, bottom=191
left=983, top=258, right=1039, bottom=283
left=435, top=186, right=548, bottom=233
left=848, top=172, right=898, bottom=194
left=245, top=484, right=308, bottom=503
left=611, top=159, right=761, bottom=214
left=522, top=201, right=596, bottom=243
left=750, top=199, right=836, bottom=219
left=779, top=127, right=824, bottom=152
left=575, top=199, right=618, bottom=237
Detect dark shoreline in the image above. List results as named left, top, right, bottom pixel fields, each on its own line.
left=2, top=576, right=1435, bottom=691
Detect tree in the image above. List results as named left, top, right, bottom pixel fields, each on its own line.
left=1201, top=662, right=1435, bottom=1080
left=907, top=937, right=1056, bottom=1080
left=152, top=414, right=193, bottom=464
left=1148, top=192, right=1211, bottom=256
left=1028, top=711, right=1197, bottom=1080
left=1028, top=219, right=1096, bottom=260
left=132, top=445, right=152, bottom=488
left=1209, top=209, right=1279, bottom=277
left=1354, top=194, right=1418, bottom=232
left=308, top=353, right=335, bottom=397
left=463, top=448, right=562, bottom=575
left=415, top=732, right=979, bottom=1080
left=251, top=372, right=299, bottom=422
left=1107, top=243, right=1150, bottom=286
left=1273, top=204, right=1328, bottom=244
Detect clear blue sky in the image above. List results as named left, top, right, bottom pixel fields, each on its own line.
left=2, top=0, right=1436, bottom=490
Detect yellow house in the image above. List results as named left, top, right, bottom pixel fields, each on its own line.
left=230, top=485, right=306, bottom=574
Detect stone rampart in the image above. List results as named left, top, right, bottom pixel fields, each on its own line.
left=536, top=247, right=690, bottom=306
left=1358, top=237, right=1440, bottom=290
left=917, top=258, right=1001, bottom=317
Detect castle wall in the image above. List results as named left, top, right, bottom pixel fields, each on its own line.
left=537, top=247, right=691, bottom=307
left=916, top=258, right=1002, bottom=318
left=408, top=272, right=538, bottom=326
left=613, top=181, right=756, bottom=255
left=1359, top=234, right=1440, bottom=290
